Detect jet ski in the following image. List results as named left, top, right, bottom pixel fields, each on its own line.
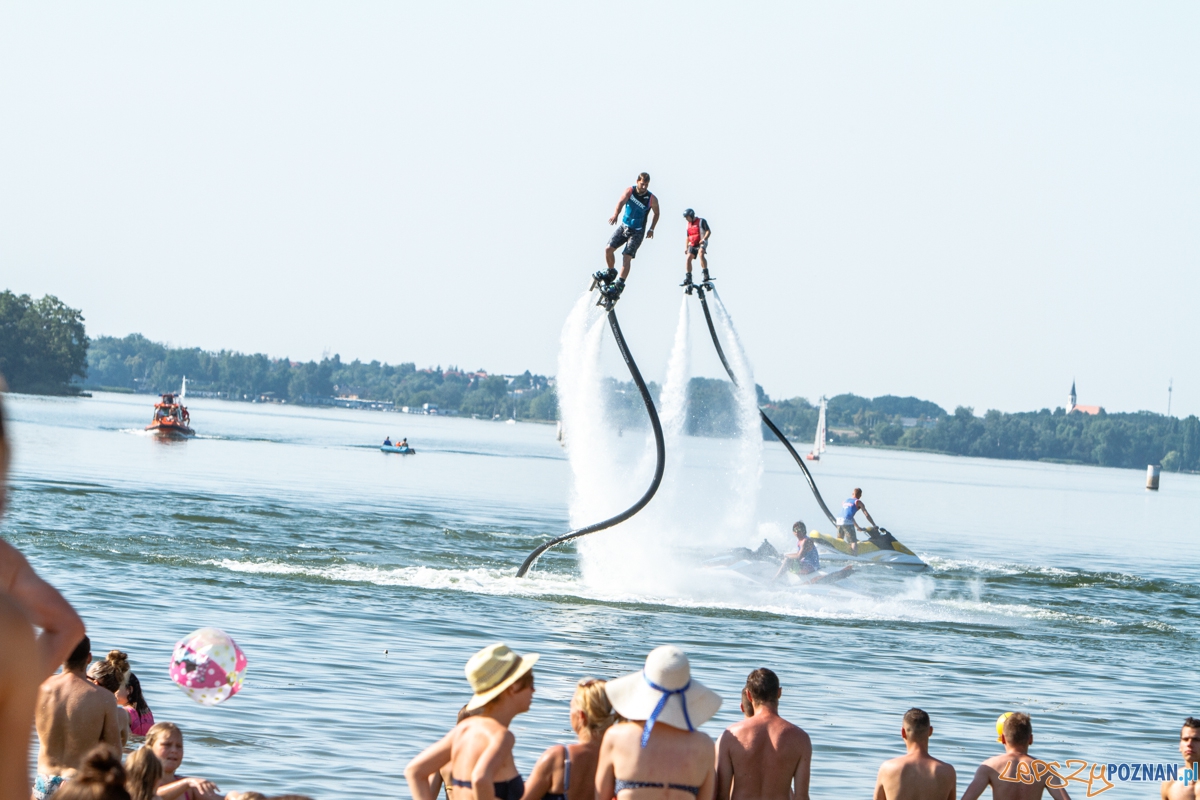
left=808, top=527, right=927, bottom=571
left=703, top=539, right=856, bottom=586
left=380, top=444, right=416, bottom=454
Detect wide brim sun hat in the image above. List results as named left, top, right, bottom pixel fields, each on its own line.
left=605, top=645, right=722, bottom=746
left=464, top=643, right=539, bottom=711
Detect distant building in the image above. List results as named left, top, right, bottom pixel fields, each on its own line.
left=1067, top=380, right=1103, bottom=415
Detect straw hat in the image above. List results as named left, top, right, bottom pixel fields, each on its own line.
left=464, top=643, right=539, bottom=711
left=605, top=646, right=721, bottom=745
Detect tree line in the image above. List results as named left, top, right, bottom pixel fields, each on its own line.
left=4, top=290, right=1195, bottom=472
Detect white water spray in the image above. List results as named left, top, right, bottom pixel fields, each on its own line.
left=709, top=291, right=765, bottom=544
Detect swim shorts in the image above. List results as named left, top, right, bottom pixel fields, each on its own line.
left=687, top=240, right=708, bottom=257
left=837, top=524, right=857, bottom=544
left=608, top=225, right=646, bottom=258
left=34, top=774, right=65, bottom=800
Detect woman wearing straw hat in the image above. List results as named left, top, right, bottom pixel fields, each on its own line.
left=406, top=643, right=539, bottom=800
left=597, top=646, right=722, bottom=800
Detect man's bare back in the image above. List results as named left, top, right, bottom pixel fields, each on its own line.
left=874, top=710, right=956, bottom=800
left=35, top=670, right=120, bottom=776
left=875, top=751, right=957, bottom=800
left=717, top=707, right=811, bottom=800
left=962, top=752, right=1071, bottom=800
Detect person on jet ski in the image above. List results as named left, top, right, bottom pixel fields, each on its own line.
left=838, top=488, right=877, bottom=556
left=774, top=521, right=819, bottom=581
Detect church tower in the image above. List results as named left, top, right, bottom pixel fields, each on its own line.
left=1069, top=380, right=1077, bottom=412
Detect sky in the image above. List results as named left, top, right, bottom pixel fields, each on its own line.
left=1, top=2, right=1196, bottom=416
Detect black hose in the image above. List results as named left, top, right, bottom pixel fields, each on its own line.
left=516, top=305, right=666, bottom=577
left=695, top=287, right=839, bottom=527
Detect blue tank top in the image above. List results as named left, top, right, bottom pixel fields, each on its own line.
left=840, top=497, right=859, bottom=524
left=621, top=187, right=653, bottom=230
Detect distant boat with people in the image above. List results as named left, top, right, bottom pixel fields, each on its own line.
left=380, top=437, right=415, bottom=455
left=146, top=378, right=194, bottom=438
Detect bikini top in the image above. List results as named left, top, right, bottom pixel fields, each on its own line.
left=614, top=779, right=701, bottom=797
left=543, top=744, right=571, bottom=800
left=451, top=775, right=525, bottom=800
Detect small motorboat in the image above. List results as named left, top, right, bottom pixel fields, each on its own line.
left=146, top=387, right=193, bottom=438
left=380, top=444, right=416, bottom=455
left=703, top=539, right=856, bottom=586
left=808, top=527, right=927, bottom=571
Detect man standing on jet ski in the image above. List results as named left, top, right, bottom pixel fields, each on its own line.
left=838, top=488, right=877, bottom=556
left=594, top=173, right=660, bottom=304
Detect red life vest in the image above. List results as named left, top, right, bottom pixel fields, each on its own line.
left=687, top=219, right=702, bottom=246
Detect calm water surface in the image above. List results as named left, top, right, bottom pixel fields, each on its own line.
left=4, top=391, right=1198, bottom=798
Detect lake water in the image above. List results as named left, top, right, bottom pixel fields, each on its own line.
left=3, top=390, right=1197, bottom=798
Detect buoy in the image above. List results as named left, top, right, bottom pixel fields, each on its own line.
left=1147, top=465, right=1161, bottom=491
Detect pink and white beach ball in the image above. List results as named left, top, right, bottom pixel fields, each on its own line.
left=169, top=628, right=248, bottom=706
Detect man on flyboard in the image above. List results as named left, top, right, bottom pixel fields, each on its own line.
left=593, top=172, right=660, bottom=307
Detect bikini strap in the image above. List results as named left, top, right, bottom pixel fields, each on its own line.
left=561, top=744, right=571, bottom=791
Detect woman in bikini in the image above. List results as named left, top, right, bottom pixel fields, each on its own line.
left=521, top=678, right=616, bottom=800
left=597, top=647, right=721, bottom=800
left=145, top=723, right=222, bottom=800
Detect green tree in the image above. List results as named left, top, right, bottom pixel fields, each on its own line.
left=0, top=291, right=89, bottom=394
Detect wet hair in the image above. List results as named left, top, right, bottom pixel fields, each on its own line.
left=745, top=668, right=781, bottom=705
left=903, top=708, right=931, bottom=736
left=88, top=660, right=123, bottom=693
left=1003, top=712, right=1032, bottom=746
left=144, top=721, right=182, bottom=750
left=123, top=746, right=162, bottom=800
left=853, top=488, right=862, bottom=498
left=1183, top=718, right=1200, bottom=735
left=123, top=672, right=151, bottom=716
left=792, top=521, right=806, bottom=537
left=66, top=636, right=91, bottom=670
left=55, top=745, right=131, bottom=800
left=638, top=172, right=650, bottom=183
left=574, top=678, right=617, bottom=735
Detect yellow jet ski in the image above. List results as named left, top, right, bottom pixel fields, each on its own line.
left=808, top=527, right=927, bottom=571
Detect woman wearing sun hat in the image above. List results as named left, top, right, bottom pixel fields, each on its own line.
left=406, top=643, right=539, bottom=800
left=596, top=646, right=722, bottom=800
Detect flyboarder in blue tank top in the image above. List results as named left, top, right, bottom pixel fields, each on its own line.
left=837, top=488, right=876, bottom=555
left=594, top=172, right=660, bottom=307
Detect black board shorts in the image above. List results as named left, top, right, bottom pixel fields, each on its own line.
left=687, top=240, right=708, bottom=257
left=609, top=225, right=646, bottom=257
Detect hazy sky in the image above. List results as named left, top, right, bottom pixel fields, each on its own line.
left=2, top=2, right=1196, bottom=416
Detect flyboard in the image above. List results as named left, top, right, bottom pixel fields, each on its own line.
left=516, top=277, right=665, bottom=577
left=689, top=280, right=927, bottom=572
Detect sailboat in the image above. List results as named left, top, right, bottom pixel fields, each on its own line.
left=805, top=396, right=827, bottom=461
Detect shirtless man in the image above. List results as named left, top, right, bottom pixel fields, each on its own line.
left=873, top=708, right=957, bottom=800
left=0, top=389, right=86, bottom=800
left=716, top=668, right=811, bottom=800
left=405, top=643, right=538, bottom=800
left=961, top=712, right=1070, bottom=800
left=34, top=636, right=121, bottom=798
left=1162, top=718, right=1200, bottom=800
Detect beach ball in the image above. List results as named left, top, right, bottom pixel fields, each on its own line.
left=169, top=628, right=248, bottom=706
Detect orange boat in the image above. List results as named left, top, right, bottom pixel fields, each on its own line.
left=146, top=391, right=194, bottom=438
